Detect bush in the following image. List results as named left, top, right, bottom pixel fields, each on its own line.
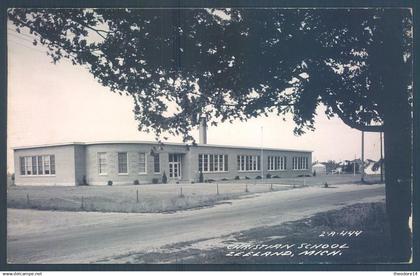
left=221, top=178, right=228, bottom=181
left=266, top=173, right=272, bottom=179
left=272, top=175, right=280, bottom=178
left=199, top=170, right=204, bottom=183
left=107, top=180, right=113, bottom=186
left=234, top=176, right=240, bottom=180
left=133, top=179, right=140, bottom=185
left=205, top=179, right=215, bottom=183
left=152, top=178, right=159, bottom=184
left=256, top=175, right=262, bottom=179
left=245, top=176, right=250, bottom=180
left=162, top=171, right=168, bottom=184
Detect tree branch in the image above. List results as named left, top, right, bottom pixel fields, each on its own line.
left=331, top=104, right=383, bottom=132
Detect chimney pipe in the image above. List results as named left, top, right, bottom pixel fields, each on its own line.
left=199, top=116, right=207, bottom=144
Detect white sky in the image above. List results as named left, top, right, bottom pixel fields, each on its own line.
left=7, top=24, right=383, bottom=173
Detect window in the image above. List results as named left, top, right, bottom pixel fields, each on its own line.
left=44, top=155, right=51, bottom=174
left=25, top=156, right=32, bottom=175
left=153, top=154, right=160, bottom=173
left=237, top=155, right=261, bottom=172
left=118, top=152, right=128, bottom=174
left=292, top=156, right=309, bottom=170
left=268, top=156, right=287, bottom=171
left=37, top=156, right=43, bottom=175
left=138, top=152, right=146, bottom=174
left=19, top=157, right=25, bottom=175
left=98, top=152, right=107, bottom=175
left=19, top=155, right=55, bottom=175
left=50, top=155, right=55, bottom=174
left=198, top=154, right=228, bottom=172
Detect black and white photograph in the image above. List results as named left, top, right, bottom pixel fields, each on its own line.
left=4, top=4, right=415, bottom=268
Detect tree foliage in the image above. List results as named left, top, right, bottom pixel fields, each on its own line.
left=8, top=8, right=412, bottom=140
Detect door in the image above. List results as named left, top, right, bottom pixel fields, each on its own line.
left=169, top=154, right=182, bottom=179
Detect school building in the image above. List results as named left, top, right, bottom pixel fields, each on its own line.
left=13, top=123, right=312, bottom=186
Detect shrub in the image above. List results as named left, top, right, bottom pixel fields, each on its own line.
left=199, top=170, right=204, bottom=183
left=245, top=176, right=250, bottom=180
left=256, top=175, right=262, bottom=179
left=221, top=178, right=228, bottom=181
left=272, top=175, right=280, bottom=179
left=152, top=178, right=159, bottom=184
left=266, top=173, right=272, bottom=179
left=234, top=176, right=240, bottom=180
left=205, top=179, right=215, bottom=183
left=162, top=171, right=168, bottom=184
left=133, top=179, right=140, bottom=185
left=107, top=180, right=113, bottom=186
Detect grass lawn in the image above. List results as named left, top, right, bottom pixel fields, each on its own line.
left=7, top=182, right=294, bottom=213
left=7, top=174, right=381, bottom=213
left=101, top=202, right=393, bottom=264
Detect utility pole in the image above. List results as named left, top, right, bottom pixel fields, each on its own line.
left=380, top=131, right=384, bottom=183
left=361, top=131, right=365, bottom=183
left=261, top=126, right=264, bottom=183
left=353, top=154, right=356, bottom=176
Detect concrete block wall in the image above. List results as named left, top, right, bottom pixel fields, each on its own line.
left=84, top=143, right=189, bottom=185
left=13, top=145, right=77, bottom=186
left=188, top=146, right=312, bottom=182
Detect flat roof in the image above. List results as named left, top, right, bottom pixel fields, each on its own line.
left=13, top=140, right=312, bottom=153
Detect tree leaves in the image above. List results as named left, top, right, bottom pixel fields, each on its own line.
left=7, top=8, right=412, bottom=140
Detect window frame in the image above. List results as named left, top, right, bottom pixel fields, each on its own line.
left=138, top=152, right=147, bottom=174
left=19, top=155, right=56, bottom=176
left=237, top=155, right=261, bottom=172
left=153, top=153, right=160, bottom=174
left=198, top=153, right=229, bottom=173
left=117, top=152, right=129, bottom=175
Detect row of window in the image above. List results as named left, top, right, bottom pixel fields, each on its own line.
left=19, top=155, right=55, bottom=175
left=292, top=156, right=309, bottom=170
left=268, top=156, right=287, bottom=171
left=198, top=154, right=229, bottom=172
left=18, top=153, right=309, bottom=176
left=98, top=152, right=160, bottom=175
left=237, top=155, right=261, bottom=172
left=199, top=154, right=302, bottom=173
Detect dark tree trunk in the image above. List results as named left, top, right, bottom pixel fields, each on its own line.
left=381, top=10, right=412, bottom=262
left=383, top=94, right=412, bottom=262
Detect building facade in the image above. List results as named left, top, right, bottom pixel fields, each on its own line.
left=13, top=141, right=312, bottom=186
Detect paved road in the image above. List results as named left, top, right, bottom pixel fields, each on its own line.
left=7, top=184, right=384, bottom=264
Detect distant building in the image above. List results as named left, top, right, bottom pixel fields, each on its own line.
left=312, top=163, right=326, bottom=175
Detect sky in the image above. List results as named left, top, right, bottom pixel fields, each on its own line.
left=7, top=21, right=384, bottom=173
